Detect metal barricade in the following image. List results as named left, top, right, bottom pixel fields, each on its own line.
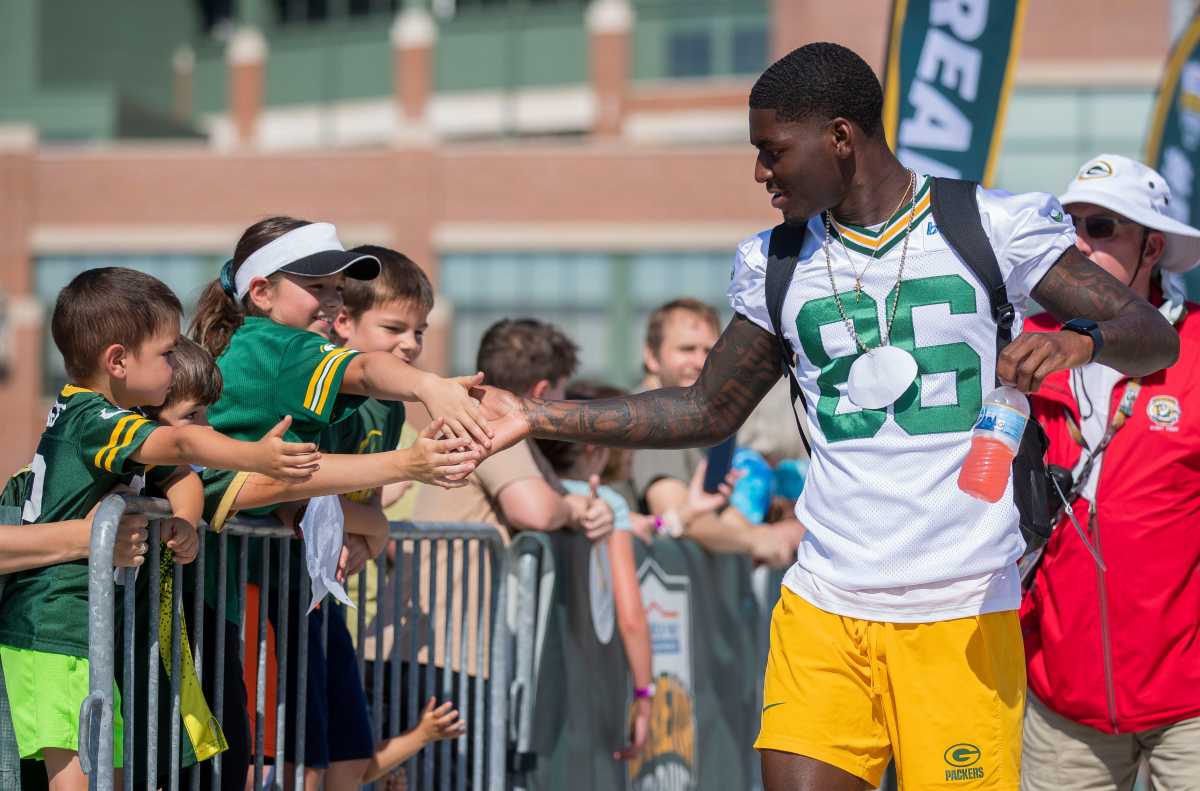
left=80, top=495, right=512, bottom=791
left=505, top=533, right=556, bottom=791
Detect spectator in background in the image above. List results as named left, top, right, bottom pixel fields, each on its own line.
left=727, top=379, right=809, bottom=533
left=1021, top=155, right=1200, bottom=790
left=633, top=299, right=794, bottom=566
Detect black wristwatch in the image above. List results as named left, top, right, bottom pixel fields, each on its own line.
left=1062, top=318, right=1103, bottom=362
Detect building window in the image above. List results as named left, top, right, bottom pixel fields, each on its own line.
left=35, top=255, right=219, bottom=397
left=440, top=250, right=731, bottom=387
left=667, top=30, right=712, bottom=78
left=732, top=26, right=767, bottom=75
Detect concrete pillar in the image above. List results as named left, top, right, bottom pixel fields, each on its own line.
left=0, top=124, right=43, bottom=475
left=172, top=45, right=194, bottom=124
left=227, top=26, right=267, bottom=147
left=587, top=0, right=634, bottom=138
left=391, top=5, right=437, bottom=126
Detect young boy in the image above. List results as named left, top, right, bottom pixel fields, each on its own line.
left=0, top=267, right=318, bottom=791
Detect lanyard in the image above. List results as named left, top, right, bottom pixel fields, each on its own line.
left=1062, top=377, right=1142, bottom=503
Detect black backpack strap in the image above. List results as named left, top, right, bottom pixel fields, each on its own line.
left=765, top=223, right=811, bottom=455
left=929, top=177, right=1053, bottom=551
left=930, top=177, right=1016, bottom=384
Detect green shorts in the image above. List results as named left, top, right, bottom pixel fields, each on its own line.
left=0, top=646, right=123, bottom=767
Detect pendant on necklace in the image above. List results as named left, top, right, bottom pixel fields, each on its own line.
left=847, top=345, right=919, bottom=409
left=854, top=279, right=862, bottom=302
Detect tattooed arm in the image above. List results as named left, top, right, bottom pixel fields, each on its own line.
left=477, top=315, right=783, bottom=450
left=997, top=246, right=1180, bottom=391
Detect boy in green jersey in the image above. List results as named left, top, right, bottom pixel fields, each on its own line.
left=0, top=267, right=319, bottom=791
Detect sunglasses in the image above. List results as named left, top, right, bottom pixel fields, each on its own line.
left=1071, top=214, right=1138, bottom=240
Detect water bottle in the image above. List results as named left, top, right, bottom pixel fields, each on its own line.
left=958, top=386, right=1030, bottom=503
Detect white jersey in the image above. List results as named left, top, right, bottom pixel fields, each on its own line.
left=728, top=176, right=1076, bottom=622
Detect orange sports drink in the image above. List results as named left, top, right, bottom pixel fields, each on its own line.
left=958, top=387, right=1030, bottom=503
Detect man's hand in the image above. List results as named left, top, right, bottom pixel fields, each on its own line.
left=996, top=330, right=1093, bottom=393
left=87, top=495, right=151, bottom=568
left=163, top=517, right=199, bottom=564
left=415, top=372, right=494, bottom=450
left=250, top=416, right=321, bottom=481
left=613, top=696, right=651, bottom=761
left=750, top=525, right=799, bottom=568
left=403, top=418, right=482, bottom=489
left=681, top=460, right=739, bottom=524
left=471, top=385, right=533, bottom=453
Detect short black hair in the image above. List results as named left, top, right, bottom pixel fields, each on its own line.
left=749, top=42, right=883, bottom=137
left=52, top=267, right=182, bottom=381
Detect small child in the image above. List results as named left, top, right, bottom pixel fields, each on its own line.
left=0, top=267, right=318, bottom=791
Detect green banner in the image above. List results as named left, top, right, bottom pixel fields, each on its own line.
left=883, top=0, right=1028, bottom=185
left=1147, top=16, right=1200, bottom=243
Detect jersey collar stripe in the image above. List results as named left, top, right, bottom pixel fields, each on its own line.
left=94, top=414, right=141, bottom=470
left=356, top=428, right=384, bottom=453
left=834, top=190, right=932, bottom=248
left=61, top=384, right=93, bottom=398
left=102, top=418, right=149, bottom=472
left=313, top=350, right=356, bottom=415
left=835, top=179, right=932, bottom=240
left=303, top=347, right=350, bottom=411
left=833, top=199, right=933, bottom=257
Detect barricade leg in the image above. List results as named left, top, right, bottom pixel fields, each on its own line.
left=211, top=531, right=229, bottom=791
left=146, top=524, right=162, bottom=791
left=273, top=538, right=290, bottom=791
left=169, top=564, right=184, bottom=791
left=406, top=539, right=421, bottom=790
left=122, top=571, right=136, bottom=791
left=189, top=538, right=206, bottom=791
left=487, top=545, right=510, bottom=791
left=252, top=540, right=270, bottom=791
left=293, top=557, right=310, bottom=790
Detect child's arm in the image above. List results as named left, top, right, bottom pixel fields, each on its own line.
left=341, top=493, right=388, bottom=562
left=133, top=416, right=320, bottom=481
left=363, top=698, right=466, bottom=783
left=232, top=419, right=479, bottom=511
left=160, top=468, right=202, bottom=564
left=341, top=353, right=492, bottom=448
left=0, top=508, right=151, bottom=574
left=609, top=530, right=653, bottom=760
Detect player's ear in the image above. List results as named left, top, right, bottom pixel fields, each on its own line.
left=529, top=379, right=551, bottom=399
left=103, top=343, right=128, bottom=379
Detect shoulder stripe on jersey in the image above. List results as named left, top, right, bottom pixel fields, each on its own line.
left=312, top=350, right=356, bottom=415
left=100, top=417, right=150, bottom=472
left=303, top=348, right=355, bottom=413
left=307, top=350, right=352, bottom=417
left=94, top=414, right=141, bottom=470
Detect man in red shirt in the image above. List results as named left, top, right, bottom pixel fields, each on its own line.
left=1022, top=154, right=1200, bottom=790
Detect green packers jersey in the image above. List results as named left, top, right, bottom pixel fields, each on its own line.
left=0, top=386, right=171, bottom=656
left=206, top=317, right=363, bottom=447
left=320, top=398, right=406, bottom=503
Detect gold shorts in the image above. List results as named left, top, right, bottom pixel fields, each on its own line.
left=756, top=587, right=1024, bottom=789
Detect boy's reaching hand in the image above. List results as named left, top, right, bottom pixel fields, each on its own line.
left=86, top=495, right=151, bottom=568
left=405, top=418, right=482, bottom=489
left=251, top=416, right=322, bottom=481
left=416, top=697, right=466, bottom=744
left=163, top=517, right=199, bottom=564
left=416, top=372, right=494, bottom=450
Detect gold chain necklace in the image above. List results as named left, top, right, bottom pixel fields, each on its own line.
left=821, top=170, right=918, bottom=351
left=831, top=171, right=916, bottom=302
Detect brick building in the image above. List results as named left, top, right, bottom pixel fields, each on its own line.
left=0, top=0, right=1189, bottom=475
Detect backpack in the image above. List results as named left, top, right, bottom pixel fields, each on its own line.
left=763, top=177, right=1053, bottom=552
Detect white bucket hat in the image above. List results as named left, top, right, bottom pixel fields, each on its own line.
left=1059, top=154, right=1200, bottom=273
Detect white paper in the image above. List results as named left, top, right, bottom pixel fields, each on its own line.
left=302, top=494, right=356, bottom=613
left=847, top=346, right=919, bottom=409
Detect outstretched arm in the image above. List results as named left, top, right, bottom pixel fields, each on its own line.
left=481, top=314, right=783, bottom=450
left=1000, top=246, right=1180, bottom=391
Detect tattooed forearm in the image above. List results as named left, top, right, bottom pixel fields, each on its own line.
left=1033, top=246, right=1179, bottom=375
left=524, top=314, right=784, bottom=449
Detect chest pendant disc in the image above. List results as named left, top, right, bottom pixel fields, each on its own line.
left=846, top=346, right=919, bottom=409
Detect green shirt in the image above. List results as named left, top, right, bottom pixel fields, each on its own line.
left=320, top=398, right=406, bottom=501
left=0, top=386, right=171, bottom=656
left=202, top=317, right=362, bottom=621
left=207, top=316, right=363, bottom=449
